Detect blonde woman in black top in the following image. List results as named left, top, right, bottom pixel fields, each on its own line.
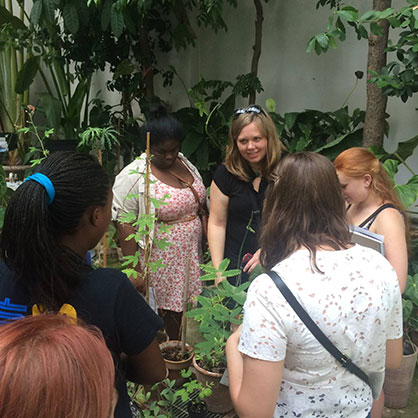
left=208, top=105, right=284, bottom=285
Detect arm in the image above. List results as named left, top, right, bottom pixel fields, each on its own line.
left=374, top=209, right=408, bottom=292
left=226, top=326, right=283, bottom=418
left=123, top=339, right=166, bottom=384
left=208, top=181, right=229, bottom=286
left=385, top=337, right=403, bottom=369
left=116, top=222, right=144, bottom=293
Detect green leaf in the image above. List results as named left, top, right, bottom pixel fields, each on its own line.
left=284, top=112, right=298, bottom=130
left=393, top=135, right=418, bottom=162
left=0, top=6, right=27, bottom=29
left=101, top=0, right=112, bottom=30
left=181, top=131, right=203, bottom=157
left=63, top=3, right=79, bottom=34
left=306, top=37, right=316, bottom=53
left=196, top=138, right=209, bottom=170
left=382, top=159, right=399, bottom=180
left=265, top=98, right=276, bottom=112
left=42, top=0, right=55, bottom=22
left=15, top=57, right=40, bottom=94
left=356, top=24, right=368, bottom=39
left=395, top=175, right=418, bottom=209
left=360, top=10, right=378, bottom=21
left=110, top=5, right=124, bottom=38
left=328, top=35, right=338, bottom=49
left=30, top=0, right=42, bottom=25
left=315, top=33, right=329, bottom=49
left=370, top=21, right=384, bottom=36
left=337, top=10, right=358, bottom=22
left=377, top=8, right=395, bottom=20
left=217, top=258, right=231, bottom=272
left=37, top=93, right=62, bottom=134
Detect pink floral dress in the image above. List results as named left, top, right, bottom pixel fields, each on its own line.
left=147, top=170, right=205, bottom=312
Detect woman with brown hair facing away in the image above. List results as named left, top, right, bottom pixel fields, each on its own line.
left=334, top=147, right=408, bottom=418
left=0, top=152, right=166, bottom=418
left=0, top=314, right=116, bottom=418
left=208, top=105, right=284, bottom=285
left=226, top=152, right=402, bottom=418
left=334, top=147, right=408, bottom=293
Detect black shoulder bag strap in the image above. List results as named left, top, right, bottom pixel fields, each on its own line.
left=267, top=270, right=372, bottom=390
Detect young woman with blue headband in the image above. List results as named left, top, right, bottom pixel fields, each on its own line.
left=0, top=152, right=166, bottom=418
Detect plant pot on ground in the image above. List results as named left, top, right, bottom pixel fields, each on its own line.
left=192, top=356, right=232, bottom=414
left=186, top=263, right=249, bottom=413
left=383, top=273, right=418, bottom=408
left=383, top=340, right=417, bottom=408
left=160, top=340, right=194, bottom=386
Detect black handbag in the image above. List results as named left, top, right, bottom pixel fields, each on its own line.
left=266, top=270, right=379, bottom=398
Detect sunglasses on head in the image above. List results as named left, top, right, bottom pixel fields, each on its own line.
left=233, top=105, right=265, bottom=120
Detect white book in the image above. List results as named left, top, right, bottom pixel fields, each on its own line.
left=350, top=225, right=385, bottom=255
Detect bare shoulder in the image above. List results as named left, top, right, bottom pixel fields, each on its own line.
left=372, top=206, right=405, bottom=236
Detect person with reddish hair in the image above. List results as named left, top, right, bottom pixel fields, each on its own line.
left=0, top=314, right=116, bottom=418
left=334, top=147, right=408, bottom=418
left=334, top=147, right=408, bottom=293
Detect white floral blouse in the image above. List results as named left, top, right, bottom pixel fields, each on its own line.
left=238, top=245, right=402, bottom=418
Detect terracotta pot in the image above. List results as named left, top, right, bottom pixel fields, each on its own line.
left=192, top=357, right=233, bottom=414
left=383, top=343, right=417, bottom=408
left=160, top=340, right=194, bottom=385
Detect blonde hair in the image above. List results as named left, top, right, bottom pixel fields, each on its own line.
left=225, top=108, right=284, bottom=182
left=334, top=147, right=405, bottom=215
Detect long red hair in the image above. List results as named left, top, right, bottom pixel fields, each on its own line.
left=0, top=315, right=115, bottom=418
left=334, top=147, right=405, bottom=215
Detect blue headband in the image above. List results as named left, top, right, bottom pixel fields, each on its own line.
left=24, top=173, right=56, bottom=205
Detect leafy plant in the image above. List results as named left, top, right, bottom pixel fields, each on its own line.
left=16, top=105, right=50, bottom=167
left=370, top=135, right=418, bottom=210
left=134, top=370, right=212, bottom=418
left=186, top=259, right=248, bottom=373
left=402, top=273, right=418, bottom=346
left=267, top=98, right=365, bottom=159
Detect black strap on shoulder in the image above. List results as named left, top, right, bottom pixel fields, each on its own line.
left=358, top=203, right=397, bottom=228
left=266, top=270, right=372, bottom=390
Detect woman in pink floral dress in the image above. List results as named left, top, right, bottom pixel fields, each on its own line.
left=113, top=105, right=206, bottom=339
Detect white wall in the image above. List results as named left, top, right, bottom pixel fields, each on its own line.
left=153, top=0, right=417, bottom=195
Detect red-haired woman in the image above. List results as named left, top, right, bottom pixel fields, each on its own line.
left=334, top=147, right=408, bottom=293
left=334, top=147, right=408, bottom=418
left=0, top=314, right=116, bottom=418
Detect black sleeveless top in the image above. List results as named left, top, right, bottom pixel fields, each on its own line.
left=358, top=203, right=399, bottom=230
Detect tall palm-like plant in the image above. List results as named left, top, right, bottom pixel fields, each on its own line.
left=0, top=0, right=28, bottom=134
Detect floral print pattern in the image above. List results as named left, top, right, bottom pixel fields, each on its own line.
left=239, top=245, right=402, bottom=417
left=144, top=171, right=205, bottom=312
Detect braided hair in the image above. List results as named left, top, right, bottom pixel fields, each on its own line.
left=0, top=152, right=111, bottom=310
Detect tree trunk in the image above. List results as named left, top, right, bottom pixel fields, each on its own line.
left=249, top=0, right=263, bottom=105
left=138, top=22, right=155, bottom=100
left=363, top=0, right=391, bottom=148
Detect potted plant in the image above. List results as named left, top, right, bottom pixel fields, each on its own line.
left=133, top=369, right=212, bottom=418
left=383, top=272, right=418, bottom=408
left=186, top=259, right=248, bottom=414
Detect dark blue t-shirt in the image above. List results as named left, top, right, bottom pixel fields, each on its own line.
left=0, top=261, right=163, bottom=418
